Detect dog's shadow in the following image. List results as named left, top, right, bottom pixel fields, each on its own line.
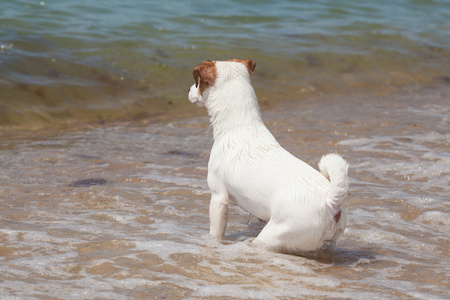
left=293, top=246, right=377, bottom=265
left=226, top=217, right=376, bottom=266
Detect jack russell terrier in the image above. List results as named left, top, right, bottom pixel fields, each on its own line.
left=188, top=59, right=349, bottom=254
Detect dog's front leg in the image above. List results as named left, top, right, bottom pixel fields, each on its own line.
left=209, top=195, right=228, bottom=240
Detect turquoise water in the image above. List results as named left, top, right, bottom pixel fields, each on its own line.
left=1, top=0, right=449, bottom=129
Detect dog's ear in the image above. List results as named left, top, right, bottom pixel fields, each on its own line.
left=227, top=58, right=256, bottom=75
left=243, top=59, right=256, bottom=75
left=193, top=60, right=216, bottom=89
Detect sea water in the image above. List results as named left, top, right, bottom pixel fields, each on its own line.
left=0, top=0, right=449, bottom=128
left=0, top=0, right=449, bottom=298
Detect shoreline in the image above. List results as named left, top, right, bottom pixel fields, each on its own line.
left=1, top=81, right=448, bottom=139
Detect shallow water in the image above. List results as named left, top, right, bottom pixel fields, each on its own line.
left=1, top=85, right=448, bottom=299
left=1, top=0, right=449, bottom=129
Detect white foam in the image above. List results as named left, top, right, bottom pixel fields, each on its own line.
left=134, top=239, right=200, bottom=260
left=416, top=211, right=450, bottom=230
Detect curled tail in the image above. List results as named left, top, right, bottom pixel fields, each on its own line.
left=319, top=153, right=349, bottom=217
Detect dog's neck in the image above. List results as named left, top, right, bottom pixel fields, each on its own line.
left=205, top=78, right=268, bottom=140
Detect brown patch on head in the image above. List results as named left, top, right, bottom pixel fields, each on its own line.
left=227, top=58, right=256, bottom=75
left=193, top=60, right=217, bottom=95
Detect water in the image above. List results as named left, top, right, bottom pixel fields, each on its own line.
left=1, top=86, right=449, bottom=298
left=1, top=0, right=449, bottom=298
left=0, top=0, right=449, bottom=129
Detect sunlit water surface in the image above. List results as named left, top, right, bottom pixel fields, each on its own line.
left=1, top=86, right=448, bottom=298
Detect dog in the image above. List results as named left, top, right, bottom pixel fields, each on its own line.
left=188, top=59, right=349, bottom=253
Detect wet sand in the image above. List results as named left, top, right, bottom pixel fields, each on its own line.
left=0, top=86, right=449, bottom=298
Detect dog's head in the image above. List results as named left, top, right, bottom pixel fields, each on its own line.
left=188, top=59, right=256, bottom=107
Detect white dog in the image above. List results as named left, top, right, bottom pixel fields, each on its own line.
left=188, top=59, right=349, bottom=254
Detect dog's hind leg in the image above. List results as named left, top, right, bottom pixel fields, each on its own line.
left=253, top=221, right=285, bottom=252
left=209, top=194, right=229, bottom=240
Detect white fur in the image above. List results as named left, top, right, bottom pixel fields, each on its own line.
left=188, top=60, right=349, bottom=253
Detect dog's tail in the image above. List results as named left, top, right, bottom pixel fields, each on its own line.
left=318, top=153, right=349, bottom=217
